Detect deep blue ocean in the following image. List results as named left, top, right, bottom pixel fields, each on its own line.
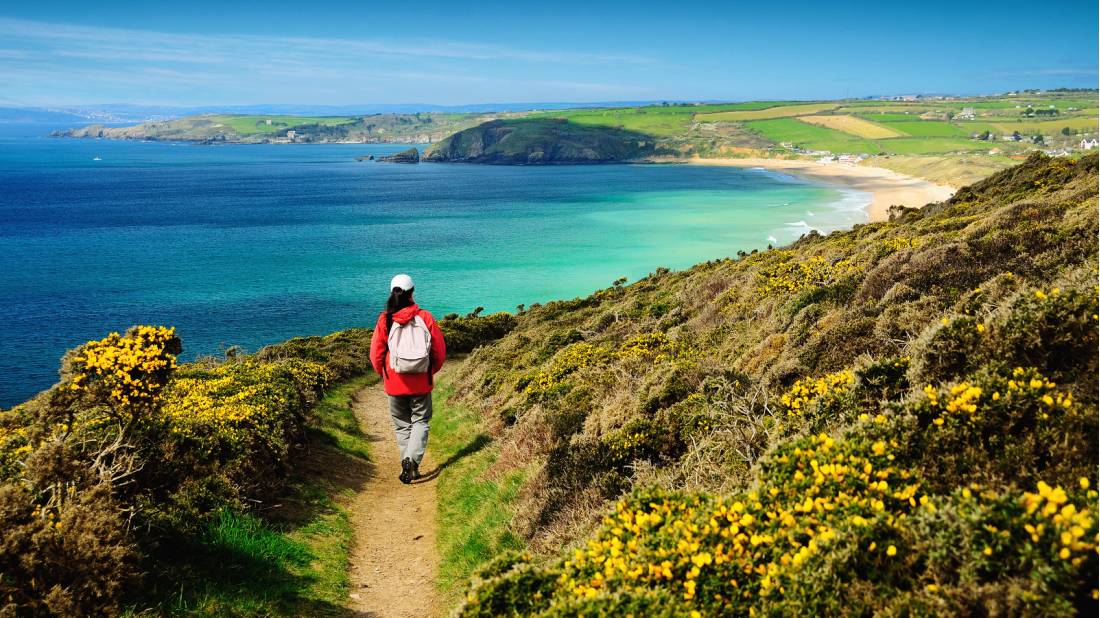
left=0, top=124, right=867, bottom=406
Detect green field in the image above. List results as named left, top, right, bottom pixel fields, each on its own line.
left=745, top=118, right=878, bottom=152
left=695, top=101, right=838, bottom=122
left=534, top=101, right=821, bottom=137
left=877, top=120, right=971, bottom=137
left=537, top=107, right=694, bottom=136
left=850, top=111, right=924, bottom=122
left=984, top=117, right=1099, bottom=133
left=744, top=117, right=991, bottom=155
left=211, top=115, right=359, bottom=135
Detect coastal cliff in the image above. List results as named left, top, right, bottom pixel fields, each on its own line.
left=423, top=118, right=661, bottom=164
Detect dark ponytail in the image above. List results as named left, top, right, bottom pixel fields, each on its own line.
left=385, top=287, right=415, bottom=329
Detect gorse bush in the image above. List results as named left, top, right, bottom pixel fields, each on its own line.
left=440, top=311, right=518, bottom=354
left=0, top=327, right=332, bottom=615
left=254, top=327, right=372, bottom=382
left=451, top=153, right=1099, bottom=613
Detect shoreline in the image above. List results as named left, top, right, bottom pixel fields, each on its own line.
left=669, top=157, right=956, bottom=223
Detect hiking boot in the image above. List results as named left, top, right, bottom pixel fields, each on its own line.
left=400, top=458, right=414, bottom=484
left=410, top=460, right=421, bottom=481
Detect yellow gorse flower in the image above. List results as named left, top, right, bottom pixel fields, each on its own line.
left=755, top=253, right=860, bottom=298
left=69, top=326, right=179, bottom=408
left=779, top=370, right=854, bottom=418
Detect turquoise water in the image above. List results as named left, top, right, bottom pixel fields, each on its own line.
left=0, top=125, right=867, bottom=405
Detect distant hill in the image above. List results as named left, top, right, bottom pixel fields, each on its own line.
left=56, top=112, right=501, bottom=144
left=0, top=106, right=92, bottom=123
left=423, top=118, right=662, bottom=164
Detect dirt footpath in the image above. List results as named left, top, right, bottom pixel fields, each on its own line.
left=347, top=386, right=440, bottom=618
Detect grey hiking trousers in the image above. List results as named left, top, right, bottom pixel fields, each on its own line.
left=388, top=394, right=432, bottom=466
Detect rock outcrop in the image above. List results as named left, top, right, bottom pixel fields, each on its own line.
left=377, top=147, right=420, bottom=163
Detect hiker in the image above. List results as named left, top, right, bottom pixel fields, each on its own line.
left=369, top=274, right=447, bottom=484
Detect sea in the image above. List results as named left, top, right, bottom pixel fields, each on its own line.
left=0, top=124, right=868, bottom=406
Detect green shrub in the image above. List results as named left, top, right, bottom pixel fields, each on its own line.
left=854, top=355, right=911, bottom=405
left=458, top=562, right=558, bottom=617
left=441, top=312, right=518, bottom=353
left=991, top=286, right=1098, bottom=393
left=902, top=366, right=1095, bottom=491
left=255, top=327, right=371, bottom=382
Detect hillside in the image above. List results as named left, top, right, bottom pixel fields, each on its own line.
left=533, top=92, right=1099, bottom=161
left=57, top=111, right=501, bottom=144
left=446, top=153, right=1099, bottom=615
left=422, top=118, right=662, bottom=164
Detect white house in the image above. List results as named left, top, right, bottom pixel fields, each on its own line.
left=1080, top=138, right=1098, bottom=150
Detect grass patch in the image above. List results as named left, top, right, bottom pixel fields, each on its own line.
left=432, top=379, right=528, bottom=613
left=128, top=375, right=375, bottom=616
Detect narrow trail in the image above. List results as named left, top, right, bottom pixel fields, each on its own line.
left=347, top=385, right=440, bottom=618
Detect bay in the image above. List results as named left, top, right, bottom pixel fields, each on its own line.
left=0, top=125, right=867, bottom=405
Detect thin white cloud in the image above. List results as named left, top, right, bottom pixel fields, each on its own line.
left=0, top=17, right=651, bottom=66
left=0, top=16, right=653, bottom=105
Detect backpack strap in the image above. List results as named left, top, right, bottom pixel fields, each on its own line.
left=419, top=310, right=434, bottom=385
left=381, top=312, right=393, bottom=379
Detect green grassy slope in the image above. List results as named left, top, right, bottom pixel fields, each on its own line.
left=443, top=154, right=1099, bottom=615
left=423, top=118, right=662, bottom=164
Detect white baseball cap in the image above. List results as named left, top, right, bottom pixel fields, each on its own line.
left=390, top=273, right=414, bottom=292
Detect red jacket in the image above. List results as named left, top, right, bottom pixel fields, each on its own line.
left=370, top=304, right=446, bottom=396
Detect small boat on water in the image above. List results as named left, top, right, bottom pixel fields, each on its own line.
left=93, top=156, right=102, bottom=161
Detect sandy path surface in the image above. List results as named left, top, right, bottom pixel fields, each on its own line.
left=682, top=157, right=956, bottom=223
left=347, top=386, right=440, bottom=618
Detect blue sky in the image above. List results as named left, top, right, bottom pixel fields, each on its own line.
left=1, top=0, right=1096, bottom=106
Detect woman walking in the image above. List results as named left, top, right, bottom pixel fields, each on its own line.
left=369, top=274, right=447, bottom=484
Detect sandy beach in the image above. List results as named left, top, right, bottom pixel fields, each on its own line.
left=681, top=157, right=956, bottom=223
